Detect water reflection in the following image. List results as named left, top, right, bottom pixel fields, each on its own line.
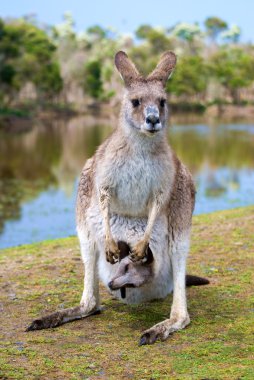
left=0, top=117, right=253, bottom=248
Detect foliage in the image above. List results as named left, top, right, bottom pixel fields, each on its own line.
left=167, top=55, right=208, bottom=98
left=86, top=25, right=107, bottom=40
left=221, top=25, right=241, bottom=44
left=135, top=24, right=153, bottom=40
left=0, top=18, right=62, bottom=105
left=205, top=16, right=228, bottom=42
left=210, top=47, right=254, bottom=103
left=83, top=60, right=104, bottom=99
left=1, top=13, right=254, bottom=108
left=171, top=22, right=202, bottom=43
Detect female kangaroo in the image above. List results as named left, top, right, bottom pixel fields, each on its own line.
left=27, top=51, right=209, bottom=345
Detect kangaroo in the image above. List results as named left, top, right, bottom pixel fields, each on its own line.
left=26, top=51, right=209, bottom=345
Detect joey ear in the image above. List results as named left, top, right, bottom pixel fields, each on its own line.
left=147, top=51, right=177, bottom=86
left=115, top=51, right=142, bottom=87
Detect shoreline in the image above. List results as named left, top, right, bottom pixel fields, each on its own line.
left=1, top=103, right=254, bottom=133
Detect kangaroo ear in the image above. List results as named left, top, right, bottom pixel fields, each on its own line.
left=147, top=51, right=177, bottom=86
left=115, top=51, right=142, bottom=87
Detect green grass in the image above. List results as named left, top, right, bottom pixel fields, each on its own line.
left=0, top=207, right=253, bottom=379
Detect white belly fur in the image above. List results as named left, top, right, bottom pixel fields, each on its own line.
left=86, top=204, right=173, bottom=304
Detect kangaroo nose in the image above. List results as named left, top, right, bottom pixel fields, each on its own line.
left=146, top=115, right=160, bottom=125
left=108, top=281, right=113, bottom=290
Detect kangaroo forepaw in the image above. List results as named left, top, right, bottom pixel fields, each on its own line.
left=105, top=239, right=120, bottom=264
left=130, top=241, right=149, bottom=262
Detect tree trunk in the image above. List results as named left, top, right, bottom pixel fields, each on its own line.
left=231, top=88, right=240, bottom=104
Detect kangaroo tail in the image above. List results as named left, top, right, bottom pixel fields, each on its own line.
left=186, top=274, right=210, bottom=287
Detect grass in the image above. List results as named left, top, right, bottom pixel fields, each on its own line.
left=0, top=206, right=253, bottom=379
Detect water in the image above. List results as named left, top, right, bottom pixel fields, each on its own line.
left=0, top=116, right=253, bottom=248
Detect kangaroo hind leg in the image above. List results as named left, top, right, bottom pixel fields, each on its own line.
left=26, top=228, right=101, bottom=331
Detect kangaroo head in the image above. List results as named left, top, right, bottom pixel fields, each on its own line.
left=115, top=51, right=176, bottom=136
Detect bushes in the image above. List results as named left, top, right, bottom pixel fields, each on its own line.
left=1, top=15, right=254, bottom=108
left=0, top=19, right=63, bottom=106
left=83, top=60, right=103, bottom=99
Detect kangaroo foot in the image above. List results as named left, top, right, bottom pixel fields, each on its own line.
left=26, top=305, right=101, bottom=331
left=139, top=314, right=190, bottom=345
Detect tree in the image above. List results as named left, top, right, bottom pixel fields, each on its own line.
left=83, top=60, right=103, bottom=100
left=205, top=17, right=228, bottom=42
left=135, top=24, right=153, bottom=40
left=135, top=25, right=171, bottom=55
left=210, top=47, right=254, bottom=103
left=221, top=25, right=241, bottom=44
left=169, top=22, right=203, bottom=54
left=147, top=29, right=171, bottom=54
left=18, top=22, right=63, bottom=99
left=0, top=19, right=22, bottom=104
left=0, top=19, right=63, bottom=105
left=170, top=22, right=202, bottom=43
left=52, top=12, right=76, bottom=40
left=87, top=25, right=107, bottom=40
left=167, top=55, right=208, bottom=99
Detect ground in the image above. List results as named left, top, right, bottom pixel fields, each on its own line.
left=0, top=206, right=253, bottom=380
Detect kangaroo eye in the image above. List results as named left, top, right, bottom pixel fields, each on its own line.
left=160, top=99, right=166, bottom=107
left=131, top=99, right=140, bottom=107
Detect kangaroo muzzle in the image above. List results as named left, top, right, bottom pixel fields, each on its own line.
left=143, top=106, right=162, bottom=133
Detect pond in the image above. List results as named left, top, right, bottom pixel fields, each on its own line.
left=0, top=116, right=254, bottom=248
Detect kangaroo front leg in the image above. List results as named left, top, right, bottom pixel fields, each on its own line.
left=130, top=193, right=163, bottom=262
left=99, top=187, right=120, bottom=264
left=139, top=233, right=190, bottom=345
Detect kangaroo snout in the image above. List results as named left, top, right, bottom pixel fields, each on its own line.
left=108, top=280, right=114, bottom=290
left=146, top=114, right=160, bottom=125
left=108, top=277, right=135, bottom=290
left=143, top=106, right=161, bottom=133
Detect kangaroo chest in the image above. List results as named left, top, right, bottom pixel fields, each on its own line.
left=109, top=153, right=167, bottom=217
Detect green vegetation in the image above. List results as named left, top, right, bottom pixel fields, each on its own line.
left=210, top=47, right=254, bottom=104
left=0, top=14, right=254, bottom=113
left=167, top=55, right=208, bottom=99
left=0, top=18, right=62, bottom=107
left=205, top=17, right=228, bottom=42
left=0, top=206, right=253, bottom=379
left=83, top=60, right=104, bottom=99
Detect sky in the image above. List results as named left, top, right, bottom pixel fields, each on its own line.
left=1, top=0, right=254, bottom=42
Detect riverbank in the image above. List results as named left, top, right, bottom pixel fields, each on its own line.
left=0, top=206, right=253, bottom=379
left=1, top=103, right=254, bottom=133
